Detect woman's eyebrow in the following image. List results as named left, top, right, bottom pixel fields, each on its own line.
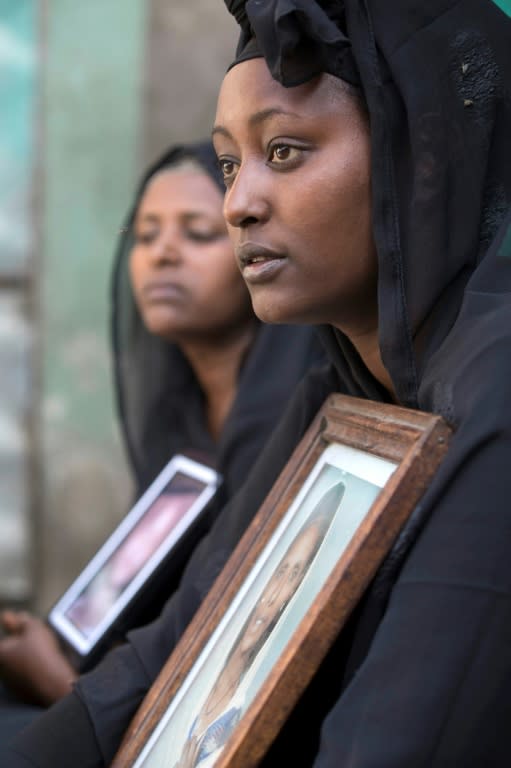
left=138, top=211, right=209, bottom=224
left=248, top=107, right=302, bottom=127
left=181, top=211, right=210, bottom=222
left=136, top=212, right=159, bottom=223
left=212, top=107, right=302, bottom=139
left=211, top=124, right=232, bottom=141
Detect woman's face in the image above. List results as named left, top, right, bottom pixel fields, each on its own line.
left=109, top=493, right=197, bottom=588
left=130, top=168, right=253, bottom=342
left=239, top=525, right=320, bottom=654
left=213, top=59, right=378, bottom=336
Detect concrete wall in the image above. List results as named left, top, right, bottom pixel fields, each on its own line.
left=141, top=0, right=237, bottom=167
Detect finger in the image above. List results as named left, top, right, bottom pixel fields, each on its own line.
left=0, top=635, right=21, bottom=661
left=0, top=610, right=24, bottom=633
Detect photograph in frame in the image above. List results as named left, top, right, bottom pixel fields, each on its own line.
left=133, top=443, right=396, bottom=768
left=48, top=454, right=221, bottom=667
left=113, top=395, right=451, bottom=768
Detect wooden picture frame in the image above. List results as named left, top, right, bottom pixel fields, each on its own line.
left=112, top=394, right=451, bottom=768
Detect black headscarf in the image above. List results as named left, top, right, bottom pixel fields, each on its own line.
left=111, top=140, right=325, bottom=497
left=225, top=0, right=511, bottom=408
left=226, top=0, right=360, bottom=85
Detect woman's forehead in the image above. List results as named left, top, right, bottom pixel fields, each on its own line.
left=285, top=526, right=319, bottom=557
left=215, top=58, right=351, bottom=135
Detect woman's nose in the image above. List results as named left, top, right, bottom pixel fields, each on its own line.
left=150, top=228, right=182, bottom=265
left=223, top=162, right=270, bottom=229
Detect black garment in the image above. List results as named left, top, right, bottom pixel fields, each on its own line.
left=227, top=0, right=360, bottom=86
left=9, top=3, right=511, bottom=766
left=0, top=685, right=42, bottom=748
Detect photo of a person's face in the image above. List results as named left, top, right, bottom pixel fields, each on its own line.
left=239, top=520, right=331, bottom=655
left=108, top=492, right=198, bottom=589
left=64, top=493, right=197, bottom=638
left=64, top=474, right=207, bottom=638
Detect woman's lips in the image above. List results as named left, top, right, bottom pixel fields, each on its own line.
left=236, top=243, right=286, bottom=284
left=142, top=282, right=186, bottom=302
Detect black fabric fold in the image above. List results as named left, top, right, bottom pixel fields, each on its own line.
left=227, top=0, right=360, bottom=86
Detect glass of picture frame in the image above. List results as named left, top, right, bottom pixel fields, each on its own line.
left=112, top=395, right=451, bottom=768
left=48, top=455, right=221, bottom=670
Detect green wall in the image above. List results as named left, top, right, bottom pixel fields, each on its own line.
left=43, top=0, right=145, bottom=443
left=38, top=1, right=146, bottom=607
left=0, top=0, right=36, bottom=600
left=0, top=0, right=35, bottom=274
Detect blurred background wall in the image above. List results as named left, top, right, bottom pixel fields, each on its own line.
left=0, top=0, right=236, bottom=612
left=0, top=0, right=35, bottom=604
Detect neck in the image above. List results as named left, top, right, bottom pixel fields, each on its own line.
left=179, top=321, right=257, bottom=440
left=339, top=322, right=397, bottom=403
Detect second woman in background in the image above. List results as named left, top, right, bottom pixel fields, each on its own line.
left=114, top=140, right=323, bottom=502
left=0, top=140, right=323, bottom=712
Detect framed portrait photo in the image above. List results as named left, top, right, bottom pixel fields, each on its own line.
left=112, top=395, right=451, bottom=768
left=48, top=455, right=221, bottom=670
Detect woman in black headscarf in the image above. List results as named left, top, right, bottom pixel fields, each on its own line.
left=0, top=141, right=323, bottom=715
left=8, top=2, right=511, bottom=765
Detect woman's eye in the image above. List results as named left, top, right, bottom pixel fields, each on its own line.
left=218, top=158, right=238, bottom=184
left=276, top=563, right=288, bottom=578
left=290, top=563, right=301, bottom=580
left=134, top=230, right=157, bottom=245
left=268, top=144, right=301, bottom=166
left=186, top=230, right=222, bottom=243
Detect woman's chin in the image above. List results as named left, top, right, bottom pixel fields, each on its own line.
left=250, top=296, right=309, bottom=326
left=140, top=307, right=178, bottom=335
left=253, top=309, right=289, bottom=325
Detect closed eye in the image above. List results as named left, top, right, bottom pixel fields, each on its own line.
left=134, top=229, right=158, bottom=245
left=185, top=229, right=226, bottom=243
left=290, top=562, right=302, bottom=580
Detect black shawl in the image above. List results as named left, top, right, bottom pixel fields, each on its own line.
left=9, top=3, right=511, bottom=766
